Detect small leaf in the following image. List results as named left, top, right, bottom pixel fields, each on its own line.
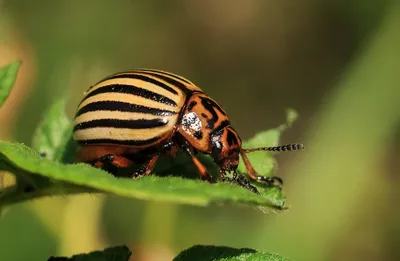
left=31, top=99, right=74, bottom=162
left=0, top=61, right=21, bottom=108
left=239, top=129, right=280, bottom=176
left=238, top=109, right=299, bottom=176
left=0, top=141, right=285, bottom=209
left=283, top=108, right=298, bottom=129
left=173, top=245, right=290, bottom=261
left=47, top=245, right=131, bottom=261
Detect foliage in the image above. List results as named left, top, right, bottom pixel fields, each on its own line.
left=47, top=245, right=290, bottom=261
left=47, top=245, right=132, bottom=261
left=173, top=245, right=290, bottom=261
left=0, top=60, right=21, bottom=107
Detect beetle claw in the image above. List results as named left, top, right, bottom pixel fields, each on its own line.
left=257, top=176, right=283, bottom=186
left=220, top=172, right=260, bottom=194
left=129, top=166, right=148, bottom=179
left=235, top=175, right=259, bottom=194
left=201, top=175, right=216, bottom=183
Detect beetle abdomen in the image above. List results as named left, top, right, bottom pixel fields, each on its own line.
left=73, top=70, right=200, bottom=148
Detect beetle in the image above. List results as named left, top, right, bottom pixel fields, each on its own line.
left=72, top=69, right=304, bottom=193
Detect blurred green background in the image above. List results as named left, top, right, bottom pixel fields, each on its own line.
left=0, top=1, right=399, bottom=261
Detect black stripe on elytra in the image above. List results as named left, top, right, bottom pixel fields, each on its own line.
left=84, top=84, right=177, bottom=107
left=75, top=101, right=177, bottom=118
left=138, top=69, right=192, bottom=85
left=104, top=74, right=179, bottom=95
left=138, top=71, right=191, bottom=95
left=74, top=118, right=168, bottom=131
left=187, top=101, right=197, bottom=111
left=77, top=136, right=160, bottom=146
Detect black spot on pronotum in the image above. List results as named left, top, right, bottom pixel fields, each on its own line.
left=187, top=101, right=197, bottom=111
left=194, top=131, right=203, bottom=139
left=210, top=120, right=230, bottom=136
left=199, top=96, right=226, bottom=129
left=226, top=129, right=238, bottom=146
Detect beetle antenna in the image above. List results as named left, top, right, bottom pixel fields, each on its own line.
left=243, top=143, right=304, bottom=153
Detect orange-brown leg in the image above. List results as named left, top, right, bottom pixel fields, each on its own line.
left=178, top=137, right=213, bottom=182
left=93, top=154, right=134, bottom=168
left=94, top=154, right=134, bottom=168
left=218, top=168, right=259, bottom=194
left=240, top=151, right=283, bottom=185
left=184, top=153, right=212, bottom=183
left=129, top=155, right=159, bottom=179
left=89, top=154, right=135, bottom=177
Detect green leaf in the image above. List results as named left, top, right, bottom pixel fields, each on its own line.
left=0, top=60, right=21, bottom=108
left=173, top=245, right=290, bottom=261
left=0, top=141, right=285, bottom=209
left=238, top=108, right=299, bottom=176
left=31, top=99, right=75, bottom=162
left=47, top=245, right=131, bottom=261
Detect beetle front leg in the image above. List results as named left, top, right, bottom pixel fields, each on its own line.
left=184, top=147, right=214, bottom=183
left=219, top=169, right=259, bottom=194
left=240, top=150, right=283, bottom=187
left=178, top=137, right=214, bottom=183
left=189, top=153, right=214, bottom=183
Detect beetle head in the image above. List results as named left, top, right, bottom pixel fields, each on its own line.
left=211, top=126, right=242, bottom=172
left=212, top=125, right=305, bottom=182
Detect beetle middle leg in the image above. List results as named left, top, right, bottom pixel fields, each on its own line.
left=128, top=155, right=159, bottom=179
left=89, top=154, right=135, bottom=176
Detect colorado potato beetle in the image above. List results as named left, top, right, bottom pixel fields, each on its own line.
left=72, top=69, right=304, bottom=193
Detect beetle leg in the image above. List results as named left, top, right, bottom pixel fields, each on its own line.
left=162, top=141, right=179, bottom=157
left=234, top=175, right=260, bottom=194
left=181, top=147, right=213, bottom=183
left=190, top=153, right=214, bottom=183
left=88, top=154, right=135, bottom=177
left=219, top=169, right=259, bottom=194
left=91, top=154, right=134, bottom=169
left=240, top=150, right=283, bottom=187
left=175, top=135, right=214, bottom=182
left=129, top=155, right=159, bottom=179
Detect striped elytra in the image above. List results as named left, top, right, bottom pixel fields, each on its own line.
left=73, top=69, right=304, bottom=194
left=73, top=69, right=200, bottom=148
